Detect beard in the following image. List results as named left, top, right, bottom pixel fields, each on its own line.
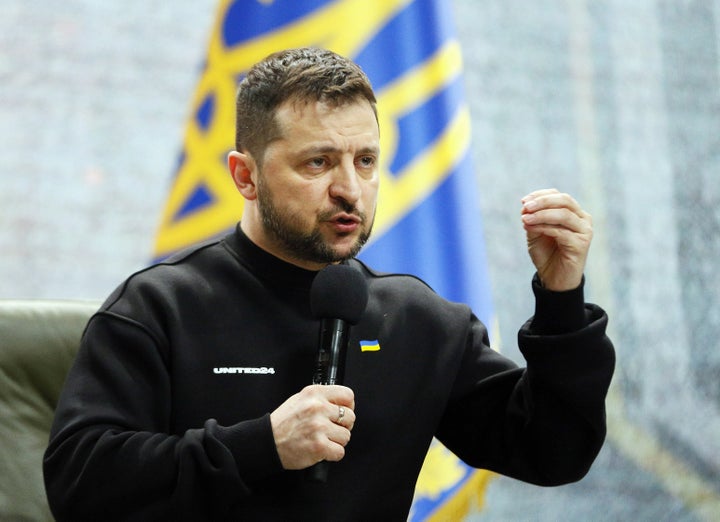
left=256, top=174, right=373, bottom=265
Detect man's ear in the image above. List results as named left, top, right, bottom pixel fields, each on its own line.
left=228, top=150, right=258, bottom=200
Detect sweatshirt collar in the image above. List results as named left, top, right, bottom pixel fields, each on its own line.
left=223, top=224, right=319, bottom=290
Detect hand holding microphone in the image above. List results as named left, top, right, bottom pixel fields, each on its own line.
left=269, top=264, right=368, bottom=480
left=269, top=384, right=356, bottom=470
left=307, top=263, right=368, bottom=482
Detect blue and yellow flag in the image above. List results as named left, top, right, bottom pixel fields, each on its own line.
left=154, top=1, right=496, bottom=519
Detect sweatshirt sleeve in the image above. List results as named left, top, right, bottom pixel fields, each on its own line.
left=436, top=275, right=615, bottom=486
left=43, top=312, right=283, bottom=522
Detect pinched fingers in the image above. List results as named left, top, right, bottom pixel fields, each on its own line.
left=521, top=190, right=592, bottom=235
left=522, top=206, right=593, bottom=238
left=520, top=189, right=593, bottom=291
left=522, top=189, right=585, bottom=215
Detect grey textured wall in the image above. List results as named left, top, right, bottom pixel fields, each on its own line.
left=1, top=1, right=718, bottom=520
left=456, top=1, right=720, bottom=520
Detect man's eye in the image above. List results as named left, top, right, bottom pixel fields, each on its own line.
left=308, top=158, right=326, bottom=168
left=357, top=156, right=375, bottom=167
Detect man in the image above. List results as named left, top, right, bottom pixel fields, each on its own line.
left=44, top=47, right=614, bottom=521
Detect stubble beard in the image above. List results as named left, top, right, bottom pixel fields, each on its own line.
left=256, top=175, right=373, bottom=265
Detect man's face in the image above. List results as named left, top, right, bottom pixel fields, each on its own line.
left=250, top=98, right=380, bottom=270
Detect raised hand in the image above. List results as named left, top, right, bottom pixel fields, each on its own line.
left=521, top=188, right=593, bottom=292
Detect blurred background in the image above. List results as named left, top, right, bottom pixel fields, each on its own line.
left=1, top=0, right=718, bottom=520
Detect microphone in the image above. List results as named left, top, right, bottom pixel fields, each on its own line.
left=307, top=263, right=369, bottom=482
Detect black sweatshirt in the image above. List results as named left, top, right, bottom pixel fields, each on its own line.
left=44, top=225, right=615, bottom=521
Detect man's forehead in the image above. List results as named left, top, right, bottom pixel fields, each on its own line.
left=275, top=96, right=375, bottom=119
left=272, top=98, right=379, bottom=144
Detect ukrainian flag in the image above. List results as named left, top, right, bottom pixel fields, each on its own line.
left=154, top=1, right=496, bottom=519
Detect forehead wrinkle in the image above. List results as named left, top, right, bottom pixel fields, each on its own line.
left=294, top=144, right=379, bottom=156
left=271, top=98, right=379, bottom=157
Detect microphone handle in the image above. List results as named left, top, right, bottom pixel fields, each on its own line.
left=308, top=318, right=349, bottom=483
left=312, top=318, right=348, bottom=386
left=308, top=460, right=331, bottom=482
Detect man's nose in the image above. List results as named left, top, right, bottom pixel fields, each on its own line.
left=329, top=159, right=362, bottom=204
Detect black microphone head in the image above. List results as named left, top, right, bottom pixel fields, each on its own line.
left=310, top=264, right=369, bottom=324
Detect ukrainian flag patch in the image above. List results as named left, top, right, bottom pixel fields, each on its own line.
left=360, top=340, right=381, bottom=352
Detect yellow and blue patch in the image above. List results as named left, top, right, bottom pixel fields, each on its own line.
left=359, top=339, right=381, bottom=352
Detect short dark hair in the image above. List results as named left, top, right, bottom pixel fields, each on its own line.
left=235, top=48, right=377, bottom=164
